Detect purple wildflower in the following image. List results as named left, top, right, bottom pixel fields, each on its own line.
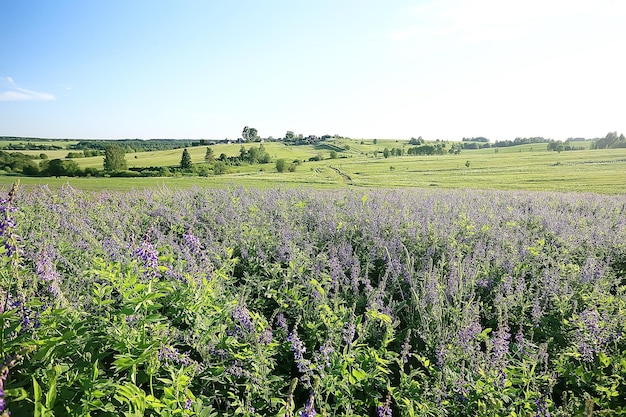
left=515, top=327, right=526, bottom=356
left=299, top=392, right=316, bottom=417
left=287, top=330, right=311, bottom=374
left=435, top=344, right=447, bottom=367
left=400, top=330, right=412, bottom=364
left=135, top=239, right=159, bottom=269
left=531, top=299, right=543, bottom=326
left=492, top=325, right=510, bottom=362
left=35, top=248, right=58, bottom=282
left=183, top=232, right=201, bottom=253
left=158, top=346, right=193, bottom=366
left=318, top=339, right=334, bottom=367
left=343, top=321, right=356, bottom=345
left=0, top=183, right=21, bottom=261
left=535, top=397, right=551, bottom=417
left=575, top=308, right=610, bottom=362
left=185, top=398, right=192, bottom=410
left=232, top=304, right=254, bottom=333
left=454, top=377, right=470, bottom=402
left=377, top=394, right=392, bottom=417
left=275, top=312, right=288, bottom=332
left=259, top=327, right=273, bottom=345
left=458, top=319, right=482, bottom=354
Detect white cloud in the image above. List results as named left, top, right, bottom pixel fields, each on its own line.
left=0, top=76, right=55, bottom=101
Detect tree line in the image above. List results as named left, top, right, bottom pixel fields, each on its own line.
left=591, top=132, right=626, bottom=149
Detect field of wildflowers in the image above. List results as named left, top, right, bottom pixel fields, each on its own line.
left=1, top=182, right=626, bottom=416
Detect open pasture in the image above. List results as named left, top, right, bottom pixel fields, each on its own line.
left=1, top=185, right=626, bottom=415
left=2, top=142, right=625, bottom=194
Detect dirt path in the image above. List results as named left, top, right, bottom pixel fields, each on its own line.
left=329, top=165, right=354, bottom=185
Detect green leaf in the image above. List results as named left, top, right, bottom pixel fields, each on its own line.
left=5, top=387, right=28, bottom=401
left=45, top=383, right=57, bottom=410
left=351, top=367, right=368, bottom=382
left=33, top=376, right=42, bottom=403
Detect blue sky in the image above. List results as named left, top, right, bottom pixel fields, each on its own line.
left=1, top=0, right=625, bottom=141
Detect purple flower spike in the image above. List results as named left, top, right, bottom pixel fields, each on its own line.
left=299, top=392, right=316, bottom=417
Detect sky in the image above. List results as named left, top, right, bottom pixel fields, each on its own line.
left=1, top=0, right=625, bottom=141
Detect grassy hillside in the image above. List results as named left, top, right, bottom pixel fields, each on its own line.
left=1, top=140, right=625, bottom=193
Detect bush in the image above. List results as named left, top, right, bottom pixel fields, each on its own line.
left=110, top=170, right=143, bottom=177
left=275, top=158, right=287, bottom=172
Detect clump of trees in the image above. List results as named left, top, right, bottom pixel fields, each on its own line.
left=407, top=143, right=448, bottom=156
left=546, top=140, right=584, bottom=152
left=214, top=144, right=270, bottom=166
left=462, top=137, right=489, bottom=143
left=0, top=151, right=42, bottom=175
left=591, top=132, right=626, bottom=149
left=494, top=137, right=551, bottom=147
left=275, top=158, right=297, bottom=172
left=462, top=142, right=491, bottom=150
left=383, top=148, right=404, bottom=158
left=71, top=139, right=194, bottom=153
left=242, top=126, right=259, bottom=142
left=0, top=150, right=102, bottom=177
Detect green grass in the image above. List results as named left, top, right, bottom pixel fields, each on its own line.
left=2, top=140, right=625, bottom=194
left=17, top=150, right=74, bottom=159
left=58, top=142, right=326, bottom=169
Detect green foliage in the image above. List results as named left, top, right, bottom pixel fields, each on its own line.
left=103, top=145, right=127, bottom=171
left=276, top=159, right=287, bottom=173
left=242, top=126, right=259, bottom=142
left=0, top=150, right=40, bottom=175
left=180, top=148, right=193, bottom=170
left=42, top=159, right=82, bottom=177
left=204, top=147, right=214, bottom=164
left=2, top=182, right=626, bottom=415
left=212, top=161, right=228, bottom=175
left=591, top=132, right=626, bottom=149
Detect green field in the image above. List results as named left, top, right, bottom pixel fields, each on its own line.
left=2, top=140, right=625, bottom=193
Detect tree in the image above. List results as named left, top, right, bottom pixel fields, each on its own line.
left=242, top=126, right=258, bottom=142
left=204, top=147, right=215, bottom=163
left=212, top=161, right=227, bottom=175
left=276, top=158, right=287, bottom=173
left=239, top=145, right=248, bottom=160
left=285, top=131, right=295, bottom=141
left=103, top=145, right=127, bottom=171
left=46, top=159, right=81, bottom=177
left=180, top=148, right=192, bottom=169
left=383, top=148, right=390, bottom=158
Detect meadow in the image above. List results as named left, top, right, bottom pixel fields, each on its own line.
left=1, top=183, right=626, bottom=416
left=2, top=140, right=626, bottom=194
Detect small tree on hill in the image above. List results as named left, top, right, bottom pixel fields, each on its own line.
left=103, top=145, right=127, bottom=171
left=276, top=158, right=287, bottom=173
left=180, top=148, right=192, bottom=170
left=204, top=147, right=215, bottom=163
